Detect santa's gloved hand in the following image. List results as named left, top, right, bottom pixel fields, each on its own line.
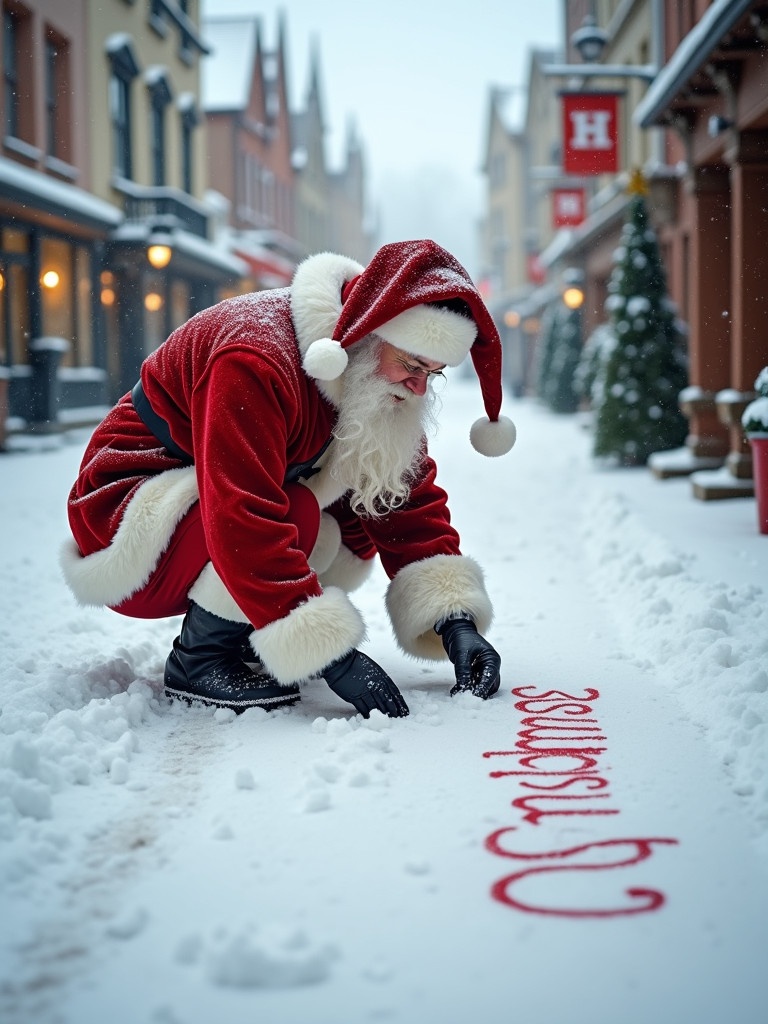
left=322, top=649, right=409, bottom=718
left=436, top=615, right=501, bottom=699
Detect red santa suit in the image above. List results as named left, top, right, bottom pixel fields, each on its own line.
left=61, top=241, right=515, bottom=685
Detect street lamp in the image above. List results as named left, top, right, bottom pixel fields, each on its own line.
left=542, top=12, right=657, bottom=82
left=563, top=286, right=585, bottom=310
left=147, top=243, right=172, bottom=269
left=571, top=15, right=608, bottom=64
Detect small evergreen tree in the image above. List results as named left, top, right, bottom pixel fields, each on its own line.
left=574, top=322, right=616, bottom=409
left=534, top=301, right=561, bottom=402
left=593, top=174, right=688, bottom=465
left=546, top=304, right=582, bottom=413
left=535, top=299, right=582, bottom=413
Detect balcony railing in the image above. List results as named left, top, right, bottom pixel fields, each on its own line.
left=122, top=185, right=209, bottom=239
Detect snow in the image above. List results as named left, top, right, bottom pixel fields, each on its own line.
left=743, top=396, right=768, bottom=433
left=1, top=383, right=767, bottom=1023
left=201, top=18, right=259, bottom=112
left=0, top=156, right=122, bottom=229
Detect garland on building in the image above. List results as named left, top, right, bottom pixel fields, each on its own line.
left=593, top=171, right=688, bottom=466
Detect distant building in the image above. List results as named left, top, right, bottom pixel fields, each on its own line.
left=479, top=50, right=562, bottom=395
left=202, top=14, right=302, bottom=290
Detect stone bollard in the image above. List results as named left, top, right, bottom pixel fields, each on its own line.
left=29, top=336, right=69, bottom=430
left=0, top=365, right=9, bottom=450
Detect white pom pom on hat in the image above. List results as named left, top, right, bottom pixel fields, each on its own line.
left=302, top=337, right=348, bottom=381
left=470, top=414, right=517, bottom=457
left=298, top=239, right=517, bottom=457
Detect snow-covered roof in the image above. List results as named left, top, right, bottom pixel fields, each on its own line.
left=0, top=156, right=122, bottom=231
left=494, top=87, right=525, bottom=134
left=635, top=0, right=754, bottom=127
left=201, top=17, right=258, bottom=112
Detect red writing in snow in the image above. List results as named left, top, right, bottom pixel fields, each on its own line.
left=485, top=832, right=679, bottom=918
left=485, top=686, right=615, bottom=826
left=482, top=685, right=678, bottom=917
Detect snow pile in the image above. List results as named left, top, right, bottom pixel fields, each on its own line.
left=0, top=654, right=159, bottom=826
left=176, top=923, right=337, bottom=988
left=580, top=487, right=768, bottom=851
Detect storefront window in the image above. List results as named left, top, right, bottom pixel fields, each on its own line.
left=40, top=236, right=74, bottom=348
left=7, top=264, right=30, bottom=365
left=143, top=272, right=166, bottom=354
left=0, top=268, right=5, bottom=365
left=170, top=278, right=189, bottom=330
left=3, top=227, right=29, bottom=253
left=74, top=246, right=93, bottom=365
left=1, top=225, right=31, bottom=365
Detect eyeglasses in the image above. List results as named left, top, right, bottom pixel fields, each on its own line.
left=392, top=354, right=446, bottom=381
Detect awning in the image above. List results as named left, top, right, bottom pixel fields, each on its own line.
left=634, top=0, right=755, bottom=127
left=109, top=222, right=249, bottom=281
left=234, top=247, right=295, bottom=288
left=0, top=156, right=122, bottom=232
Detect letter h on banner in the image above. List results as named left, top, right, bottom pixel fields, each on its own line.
left=561, top=92, right=622, bottom=176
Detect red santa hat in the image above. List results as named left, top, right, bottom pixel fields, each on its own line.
left=301, top=239, right=516, bottom=457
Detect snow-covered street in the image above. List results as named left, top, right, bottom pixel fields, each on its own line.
left=1, top=380, right=767, bottom=1024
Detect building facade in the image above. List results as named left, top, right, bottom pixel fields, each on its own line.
left=635, top=0, right=768, bottom=499
left=201, top=13, right=300, bottom=291
left=1, top=1, right=373, bottom=443
left=89, top=0, right=245, bottom=404
left=0, top=0, right=121, bottom=437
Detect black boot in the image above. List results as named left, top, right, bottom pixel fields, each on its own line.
left=164, top=602, right=300, bottom=712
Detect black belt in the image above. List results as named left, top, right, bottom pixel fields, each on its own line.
left=131, top=379, right=192, bottom=463
left=130, top=379, right=332, bottom=481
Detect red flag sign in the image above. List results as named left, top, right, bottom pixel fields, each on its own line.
left=561, top=92, right=620, bottom=175
left=552, top=188, right=586, bottom=228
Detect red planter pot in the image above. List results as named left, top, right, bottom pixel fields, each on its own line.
left=748, top=435, right=768, bottom=535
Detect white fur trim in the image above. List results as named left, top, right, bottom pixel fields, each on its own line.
left=376, top=305, right=476, bottom=366
left=291, top=251, right=363, bottom=407
left=470, top=415, right=517, bottom=457
left=188, top=562, right=249, bottom=623
left=291, top=251, right=363, bottom=360
left=60, top=466, right=199, bottom=607
left=299, top=448, right=350, bottom=510
left=250, top=586, right=366, bottom=685
left=318, top=544, right=375, bottom=593
left=385, top=554, right=493, bottom=660
left=303, top=338, right=348, bottom=381
left=307, top=512, right=342, bottom=574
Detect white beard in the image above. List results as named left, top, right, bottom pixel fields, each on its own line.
left=323, top=340, right=439, bottom=518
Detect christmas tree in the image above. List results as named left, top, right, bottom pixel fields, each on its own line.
left=534, top=301, right=561, bottom=401
left=593, top=172, right=688, bottom=465
left=535, top=299, right=582, bottom=413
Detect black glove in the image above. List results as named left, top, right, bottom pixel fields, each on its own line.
left=437, top=616, right=501, bottom=699
left=322, top=649, right=409, bottom=718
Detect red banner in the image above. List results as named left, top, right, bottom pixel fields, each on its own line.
left=552, top=188, right=586, bottom=228
left=561, top=92, right=620, bottom=175
left=526, top=253, right=546, bottom=286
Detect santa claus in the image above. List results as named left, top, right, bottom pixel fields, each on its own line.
left=61, top=239, right=516, bottom=718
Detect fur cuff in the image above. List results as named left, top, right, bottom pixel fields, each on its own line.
left=385, top=554, right=493, bottom=660
left=60, top=466, right=198, bottom=607
left=318, top=544, right=375, bottom=593
left=188, top=562, right=249, bottom=623
left=250, top=586, right=366, bottom=685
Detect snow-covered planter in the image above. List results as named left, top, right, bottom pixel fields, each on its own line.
left=741, top=367, right=768, bottom=534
